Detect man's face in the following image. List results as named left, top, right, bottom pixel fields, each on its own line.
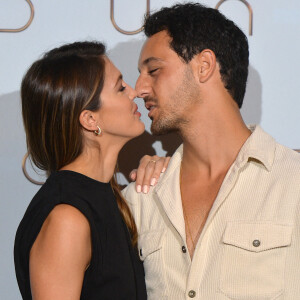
left=136, top=30, right=200, bottom=135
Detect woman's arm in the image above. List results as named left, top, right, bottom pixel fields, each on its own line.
left=29, top=204, right=91, bottom=300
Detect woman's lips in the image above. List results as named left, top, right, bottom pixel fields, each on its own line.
left=135, top=111, right=141, bottom=117
left=133, top=104, right=141, bottom=117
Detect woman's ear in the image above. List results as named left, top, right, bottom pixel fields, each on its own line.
left=79, top=110, right=98, bottom=132
left=192, top=49, right=217, bottom=83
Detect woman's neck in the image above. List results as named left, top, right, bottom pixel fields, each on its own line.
left=60, top=143, right=120, bottom=183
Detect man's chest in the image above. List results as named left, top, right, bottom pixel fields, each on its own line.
left=137, top=178, right=300, bottom=299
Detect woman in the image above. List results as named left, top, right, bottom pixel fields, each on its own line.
left=14, top=41, right=148, bottom=299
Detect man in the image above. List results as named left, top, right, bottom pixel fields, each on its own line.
left=123, top=3, right=300, bottom=299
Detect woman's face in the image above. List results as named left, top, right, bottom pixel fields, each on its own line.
left=97, top=58, right=144, bottom=140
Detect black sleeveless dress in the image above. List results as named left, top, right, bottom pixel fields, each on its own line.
left=14, top=170, right=147, bottom=300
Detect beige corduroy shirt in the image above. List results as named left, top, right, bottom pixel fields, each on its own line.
left=123, top=125, right=300, bottom=300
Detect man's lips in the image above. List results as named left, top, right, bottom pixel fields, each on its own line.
left=145, top=102, right=156, bottom=110
left=145, top=102, right=158, bottom=117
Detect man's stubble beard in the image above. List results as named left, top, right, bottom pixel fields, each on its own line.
left=150, top=67, right=200, bottom=136
left=150, top=110, right=185, bottom=136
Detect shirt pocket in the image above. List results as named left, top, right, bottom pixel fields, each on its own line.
left=138, top=230, right=167, bottom=299
left=219, top=222, right=292, bottom=300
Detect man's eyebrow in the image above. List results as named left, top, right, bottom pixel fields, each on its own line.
left=114, top=74, right=123, bottom=88
left=138, top=57, right=163, bottom=73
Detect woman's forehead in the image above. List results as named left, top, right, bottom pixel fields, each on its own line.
left=103, top=57, right=122, bottom=89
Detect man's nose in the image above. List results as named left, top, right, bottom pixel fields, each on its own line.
left=135, top=75, right=150, bottom=98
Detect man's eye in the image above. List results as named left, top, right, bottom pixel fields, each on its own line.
left=149, top=68, right=159, bottom=75
left=120, top=85, right=126, bottom=92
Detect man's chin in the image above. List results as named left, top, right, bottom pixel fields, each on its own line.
left=150, top=122, right=177, bottom=136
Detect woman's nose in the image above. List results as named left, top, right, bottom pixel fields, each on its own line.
left=128, top=84, right=138, bottom=100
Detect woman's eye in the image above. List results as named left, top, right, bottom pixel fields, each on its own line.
left=119, top=85, right=126, bottom=92
left=149, top=68, right=159, bottom=75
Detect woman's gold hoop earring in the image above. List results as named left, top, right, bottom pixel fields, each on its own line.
left=94, top=126, right=102, bottom=136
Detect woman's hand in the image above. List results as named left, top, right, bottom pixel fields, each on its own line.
left=129, top=155, right=170, bottom=194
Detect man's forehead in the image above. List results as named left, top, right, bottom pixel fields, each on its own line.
left=138, top=31, right=172, bottom=66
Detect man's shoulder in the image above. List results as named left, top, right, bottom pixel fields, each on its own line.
left=122, top=144, right=183, bottom=204
left=274, top=142, right=300, bottom=170
left=122, top=172, right=167, bottom=206
left=122, top=182, right=141, bottom=204
left=252, top=125, right=300, bottom=176
left=271, top=142, right=300, bottom=187
left=122, top=179, right=159, bottom=210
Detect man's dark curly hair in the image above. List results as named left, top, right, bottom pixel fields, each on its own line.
left=144, top=2, right=249, bottom=108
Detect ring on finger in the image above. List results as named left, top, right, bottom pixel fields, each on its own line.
left=149, top=160, right=157, bottom=163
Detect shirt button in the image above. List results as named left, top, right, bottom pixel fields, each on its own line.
left=182, top=246, right=187, bottom=253
left=188, top=290, right=196, bottom=298
left=253, top=240, right=261, bottom=247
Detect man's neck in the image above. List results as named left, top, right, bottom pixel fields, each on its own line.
left=179, top=102, right=251, bottom=179
left=178, top=101, right=251, bottom=259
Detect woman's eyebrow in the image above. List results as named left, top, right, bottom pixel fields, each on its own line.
left=114, top=74, right=123, bottom=88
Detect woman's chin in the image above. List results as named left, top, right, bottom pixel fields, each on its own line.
left=126, top=123, right=145, bottom=142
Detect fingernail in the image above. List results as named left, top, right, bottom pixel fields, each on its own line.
left=162, top=167, right=166, bottom=173
left=143, top=185, right=149, bottom=194
left=150, top=178, right=156, bottom=186
left=136, top=185, right=141, bottom=193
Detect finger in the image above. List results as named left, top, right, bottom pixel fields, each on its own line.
left=135, top=155, right=152, bottom=192
left=146, top=156, right=171, bottom=187
left=147, top=158, right=165, bottom=186
left=141, top=160, right=157, bottom=193
left=162, top=156, right=171, bottom=173
left=129, top=169, right=137, bottom=181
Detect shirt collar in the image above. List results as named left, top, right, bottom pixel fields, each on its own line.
left=158, top=124, right=276, bottom=185
left=154, top=125, right=275, bottom=239
left=235, top=125, right=276, bottom=172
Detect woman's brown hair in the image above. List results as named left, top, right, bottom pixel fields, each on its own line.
left=21, top=41, right=137, bottom=245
